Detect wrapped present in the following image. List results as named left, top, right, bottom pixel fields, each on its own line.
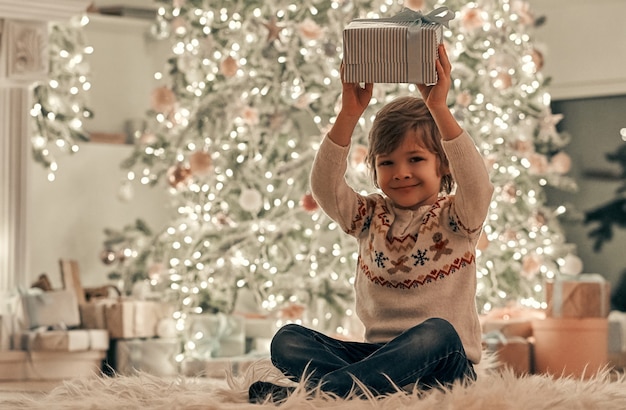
left=181, top=355, right=264, bottom=378
left=608, top=311, right=626, bottom=371
left=1, top=314, right=18, bottom=350
left=79, top=298, right=115, bottom=329
left=13, top=329, right=109, bottom=352
left=104, top=300, right=160, bottom=339
left=343, top=7, right=454, bottom=84
left=483, top=333, right=533, bottom=376
left=186, top=313, right=245, bottom=358
left=546, top=274, right=610, bottom=318
left=532, top=317, right=608, bottom=379
left=22, top=289, right=80, bottom=329
left=0, top=350, right=29, bottom=381
left=480, top=306, right=545, bottom=338
left=21, top=289, right=81, bottom=329
left=113, top=338, right=180, bottom=376
left=608, top=310, right=626, bottom=354
left=29, top=350, right=105, bottom=380
left=1, top=349, right=107, bottom=381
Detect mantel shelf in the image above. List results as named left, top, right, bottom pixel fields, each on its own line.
left=0, top=0, right=90, bottom=22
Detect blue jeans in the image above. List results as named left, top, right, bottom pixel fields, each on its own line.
left=270, top=317, right=476, bottom=398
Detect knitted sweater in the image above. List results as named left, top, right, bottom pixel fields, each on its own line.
left=310, top=131, right=494, bottom=364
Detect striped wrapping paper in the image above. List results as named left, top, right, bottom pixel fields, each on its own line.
left=343, top=19, right=442, bottom=85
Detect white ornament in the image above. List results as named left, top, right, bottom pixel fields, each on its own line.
left=117, top=181, right=134, bottom=202
left=239, top=188, right=263, bottom=214
left=560, top=253, right=583, bottom=276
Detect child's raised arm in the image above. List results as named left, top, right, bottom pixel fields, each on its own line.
left=417, top=44, right=462, bottom=141
left=327, top=64, right=373, bottom=147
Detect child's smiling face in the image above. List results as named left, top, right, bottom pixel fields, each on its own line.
left=375, top=129, right=444, bottom=210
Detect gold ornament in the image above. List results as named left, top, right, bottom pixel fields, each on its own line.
left=167, top=163, right=192, bottom=189
left=189, top=150, right=213, bottom=176
left=100, top=248, right=116, bottom=265
left=150, top=86, right=177, bottom=114
left=220, top=56, right=238, bottom=77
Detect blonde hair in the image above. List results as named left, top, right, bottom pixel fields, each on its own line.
left=365, top=96, right=454, bottom=193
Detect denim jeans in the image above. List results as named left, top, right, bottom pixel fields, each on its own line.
left=270, top=317, right=476, bottom=398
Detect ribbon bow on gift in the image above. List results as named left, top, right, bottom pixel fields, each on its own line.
left=391, top=7, right=455, bottom=28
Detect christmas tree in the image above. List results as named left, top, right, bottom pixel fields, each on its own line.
left=102, top=0, right=578, bottom=347
left=31, top=15, right=93, bottom=181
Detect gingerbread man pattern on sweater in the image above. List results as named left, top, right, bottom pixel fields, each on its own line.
left=310, top=131, right=494, bottom=364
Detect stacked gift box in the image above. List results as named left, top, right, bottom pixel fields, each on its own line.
left=0, top=286, right=110, bottom=381
left=532, top=274, right=611, bottom=379
left=480, top=274, right=625, bottom=378
left=481, top=306, right=544, bottom=376
left=79, top=297, right=181, bottom=377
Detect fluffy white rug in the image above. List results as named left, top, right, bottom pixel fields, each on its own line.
left=3, top=359, right=626, bottom=410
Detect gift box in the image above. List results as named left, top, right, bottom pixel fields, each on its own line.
left=343, top=7, right=454, bottom=84
left=24, top=350, right=105, bottom=380
left=13, top=329, right=109, bottom=352
left=608, top=311, right=626, bottom=370
left=1, top=314, right=16, bottom=350
left=545, top=274, right=610, bottom=318
left=532, top=317, right=608, bottom=379
left=1, top=292, right=21, bottom=350
left=0, top=350, right=29, bottom=380
left=181, top=355, right=264, bottom=378
left=113, top=338, right=180, bottom=376
left=79, top=299, right=111, bottom=329
left=0, top=350, right=106, bottom=381
left=608, top=310, right=626, bottom=354
left=480, top=306, right=545, bottom=338
left=186, top=313, right=245, bottom=359
left=483, top=334, right=533, bottom=376
left=21, top=289, right=81, bottom=329
left=104, top=300, right=161, bottom=339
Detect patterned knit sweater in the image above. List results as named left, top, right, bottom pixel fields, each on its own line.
left=310, top=130, right=494, bottom=364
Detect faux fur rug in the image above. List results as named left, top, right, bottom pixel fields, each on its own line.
left=3, top=360, right=626, bottom=410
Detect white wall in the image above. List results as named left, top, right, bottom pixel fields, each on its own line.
left=549, top=96, right=626, bottom=287
left=27, top=13, right=171, bottom=289
left=529, top=0, right=626, bottom=100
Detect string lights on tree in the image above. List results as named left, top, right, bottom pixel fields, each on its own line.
left=30, top=15, right=93, bottom=181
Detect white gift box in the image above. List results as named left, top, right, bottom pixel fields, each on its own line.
left=114, top=338, right=180, bottom=376
left=22, top=289, right=81, bottom=329
left=609, top=310, right=626, bottom=354
left=13, top=329, right=109, bottom=352
left=187, top=314, right=245, bottom=358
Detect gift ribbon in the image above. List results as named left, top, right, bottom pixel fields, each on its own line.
left=389, top=7, right=455, bottom=28
left=390, top=7, right=454, bottom=84
left=482, top=330, right=508, bottom=348
left=551, top=273, right=608, bottom=317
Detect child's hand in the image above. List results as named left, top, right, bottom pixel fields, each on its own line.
left=340, top=62, right=373, bottom=117
left=417, top=44, right=451, bottom=109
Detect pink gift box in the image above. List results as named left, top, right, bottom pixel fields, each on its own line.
left=532, top=317, right=608, bottom=379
